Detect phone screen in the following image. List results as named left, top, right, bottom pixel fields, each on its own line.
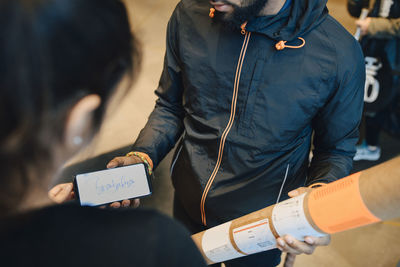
left=74, top=163, right=152, bottom=206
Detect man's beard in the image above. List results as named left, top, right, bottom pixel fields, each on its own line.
left=213, top=0, right=270, bottom=30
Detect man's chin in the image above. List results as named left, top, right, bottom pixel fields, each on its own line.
left=213, top=11, right=242, bottom=30
left=212, top=0, right=270, bottom=31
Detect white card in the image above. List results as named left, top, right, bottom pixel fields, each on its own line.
left=232, top=219, right=276, bottom=254
left=75, top=164, right=151, bottom=206
left=202, top=222, right=245, bottom=263
left=272, top=193, right=326, bottom=240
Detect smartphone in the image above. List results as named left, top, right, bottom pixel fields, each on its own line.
left=73, top=163, right=152, bottom=206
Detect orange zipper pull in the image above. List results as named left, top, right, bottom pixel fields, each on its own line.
left=209, top=7, right=215, bottom=18
left=240, top=21, right=248, bottom=35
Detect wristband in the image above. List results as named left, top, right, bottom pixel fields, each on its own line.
left=126, top=151, right=153, bottom=175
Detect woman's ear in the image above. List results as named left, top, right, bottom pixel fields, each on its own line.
left=64, top=94, right=101, bottom=150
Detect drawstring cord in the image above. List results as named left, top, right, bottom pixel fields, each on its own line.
left=209, top=8, right=248, bottom=35
left=275, top=37, right=305, bottom=50
left=209, top=8, right=305, bottom=50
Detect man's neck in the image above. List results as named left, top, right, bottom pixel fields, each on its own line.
left=259, top=0, right=287, bottom=16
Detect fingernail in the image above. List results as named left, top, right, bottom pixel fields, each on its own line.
left=305, top=237, right=314, bottom=244
left=285, top=236, right=294, bottom=244
left=107, top=162, right=116, bottom=169
left=278, top=239, right=285, bottom=247
left=289, top=190, right=297, bottom=196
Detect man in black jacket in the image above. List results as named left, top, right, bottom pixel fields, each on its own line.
left=109, top=0, right=365, bottom=266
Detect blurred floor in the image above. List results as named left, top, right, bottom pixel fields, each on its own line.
left=58, top=0, right=400, bottom=266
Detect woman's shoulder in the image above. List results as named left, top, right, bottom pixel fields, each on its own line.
left=1, top=203, right=168, bottom=231
left=0, top=204, right=206, bottom=267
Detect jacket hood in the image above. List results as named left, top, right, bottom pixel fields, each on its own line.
left=245, top=0, right=328, bottom=41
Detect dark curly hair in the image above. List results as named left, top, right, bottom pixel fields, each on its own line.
left=0, top=0, right=140, bottom=214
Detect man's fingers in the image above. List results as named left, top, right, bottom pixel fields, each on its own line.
left=110, top=202, right=121, bottom=208
left=48, top=185, right=63, bottom=198
left=287, top=190, right=298, bottom=197
left=305, top=235, right=331, bottom=246
left=277, top=239, right=301, bottom=255
left=48, top=183, right=73, bottom=203
left=283, top=253, right=296, bottom=267
left=288, top=187, right=311, bottom=198
left=277, top=234, right=329, bottom=256
left=107, top=156, right=143, bottom=169
left=107, top=157, right=125, bottom=168
left=107, top=199, right=140, bottom=209
left=132, top=199, right=140, bottom=208
left=277, top=235, right=315, bottom=255
left=49, top=183, right=72, bottom=197
left=122, top=199, right=131, bottom=207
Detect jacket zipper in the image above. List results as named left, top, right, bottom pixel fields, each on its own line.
left=200, top=31, right=252, bottom=226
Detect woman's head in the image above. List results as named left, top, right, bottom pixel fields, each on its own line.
left=0, top=0, right=139, bottom=213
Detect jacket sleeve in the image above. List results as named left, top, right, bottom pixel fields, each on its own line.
left=307, top=40, right=365, bottom=186
left=347, top=0, right=370, bottom=17
left=368, top=17, right=400, bottom=38
left=131, top=6, right=185, bottom=168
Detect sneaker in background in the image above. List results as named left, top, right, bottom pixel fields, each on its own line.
left=353, top=144, right=381, bottom=161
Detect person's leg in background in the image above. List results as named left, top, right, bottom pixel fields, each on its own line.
left=355, top=76, right=400, bottom=161
left=354, top=111, right=386, bottom=161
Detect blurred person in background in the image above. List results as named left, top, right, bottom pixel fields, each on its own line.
left=350, top=0, right=400, bottom=37
left=0, top=0, right=206, bottom=266
left=349, top=0, right=400, bottom=161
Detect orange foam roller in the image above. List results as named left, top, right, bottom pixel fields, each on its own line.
left=192, top=157, right=400, bottom=265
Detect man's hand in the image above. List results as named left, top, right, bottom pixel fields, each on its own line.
left=48, top=182, right=141, bottom=208
left=355, top=17, right=371, bottom=36
left=108, top=198, right=140, bottom=208
left=277, top=187, right=331, bottom=267
left=48, top=153, right=144, bottom=208
left=107, top=155, right=143, bottom=169
left=106, top=155, right=144, bottom=208
left=48, top=183, right=74, bottom=203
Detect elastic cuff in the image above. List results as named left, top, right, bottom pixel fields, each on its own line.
left=308, top=182, right=327, bottom=189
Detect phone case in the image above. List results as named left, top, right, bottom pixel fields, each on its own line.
left=73, top=162, right=153, bottom=206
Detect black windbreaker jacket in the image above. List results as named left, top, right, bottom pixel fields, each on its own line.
left=133, top=0, right=365, bottom=227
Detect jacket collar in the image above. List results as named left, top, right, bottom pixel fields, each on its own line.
left=241, top=0, right=328, bottom=41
